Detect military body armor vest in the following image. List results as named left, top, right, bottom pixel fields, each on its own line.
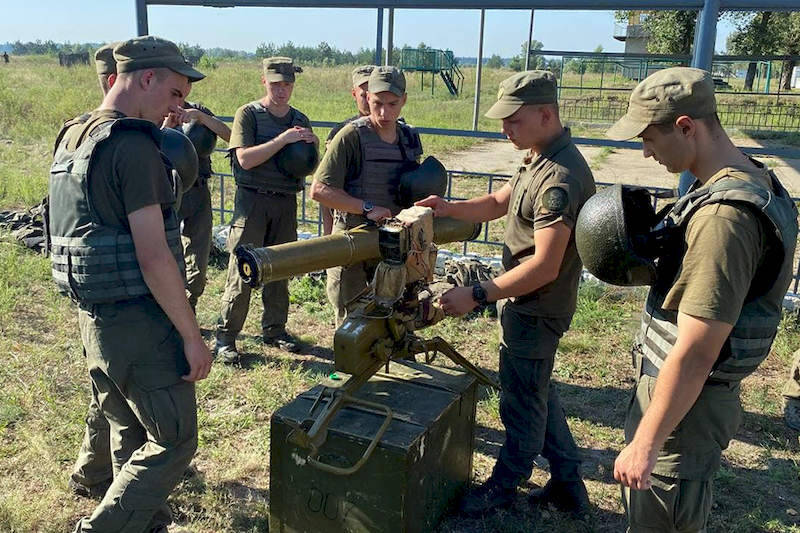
left=49, top=117, right=185, bottom=304
left=342, top=117, right=422, bottom=225
left=637, top=175, right=798, bottom=383
left=232, top=102, right=308, bottom=194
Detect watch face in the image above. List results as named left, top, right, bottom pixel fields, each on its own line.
left=363, top=201, right=374, bottom=212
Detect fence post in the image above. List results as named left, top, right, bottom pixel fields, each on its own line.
left=680, top=0, right=721, bottom=195
left=386, top=8, right=394, bottom=66
left=135, top=0, right=149, bottom=36
left=472, top=9, right=485, bottom=131
left=374, top=8, right=383, bottom=67
left=525, top=10, right=535, bottom=71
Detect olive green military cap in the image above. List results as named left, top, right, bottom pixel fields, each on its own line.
left=607, top=67, right=716, bottom=141
left=94, top=43, right=118, bottom=75
left=368, top=66, right=406, bottom=96
left=263, top=56, right=301, bottom=83
left=352, top=65, right=375, bottom=88
left=485, top=70, right=557, bottom=119
left=114, top=36, right=205, bottom=82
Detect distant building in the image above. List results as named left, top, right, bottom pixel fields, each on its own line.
left=613, top=11, right=650, bottom=54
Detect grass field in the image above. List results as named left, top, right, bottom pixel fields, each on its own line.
left=2, top=56, right=800, bottom=532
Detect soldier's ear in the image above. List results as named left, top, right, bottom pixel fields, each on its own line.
left=400, top=93, right=407, bottom=107
left=108, top=73, right=117, bottom=88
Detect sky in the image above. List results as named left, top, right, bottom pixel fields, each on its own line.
left=1, top=1, right=737, bottom=58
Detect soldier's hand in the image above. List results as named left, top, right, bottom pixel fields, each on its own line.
left=438, top=286, right=477, bottom=317
left=162, top=112, right=181, bottom=129
left=182, top=336, right=213, bottom=382
left=613, top=440, right=657, bottom=490
left=181, top=107, right=205, bottom=124
left=366, top=206, right=392, bottom=222
left=415, top=195, right=450, bottom=217
left=280, top=126, right=315, bottom=145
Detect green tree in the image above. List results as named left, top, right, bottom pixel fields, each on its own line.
left=589, top=45, right=605, bottom=73
left=486, top=54, right=504, bottom=69
left=726, top=12, right=775, bottom=90
left=508, top=39, right=544, bottom=72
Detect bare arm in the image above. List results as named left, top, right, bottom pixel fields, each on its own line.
left=614, top=313, right=731, bottom=490
left=186, top=109, right=231, bottom=143
left=415, top=182, right=512, bottom=223
left=438, top=220, right=571, bottom=316
left=484, top=222, right=571, bottom=302
left=128, top=204, right=212, bottom=382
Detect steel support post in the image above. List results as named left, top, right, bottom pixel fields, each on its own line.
left=679, top=0, right=720, bottom=194
left=472, top=9, right=485, bottom=131
left=136, top=0, right=149, bottom=36
left=525, top=10, right=535, bottom=71
left=386, top=8, right=394, bottom=65
left=375, top=8, right=383, bottom=66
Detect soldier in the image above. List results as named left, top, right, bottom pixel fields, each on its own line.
left=784, top=352, right=800, bottom=430
left=67, top=41, right=120, bottom=501
left=601, top=67, right=797, bottom=531
left=311, top=66, right=423, bottom=324
left=3, top=52, right=9, bottom=64
left=48, top=36, right=211, bottom=532
left=215, top=57, right=318, bottom=362
left=164, top=102, right=231, bottom=310
left=416, top=71, right=595, bottom=517
left=94, top=43, right=118, bottom=95
left=319, top=64, right=375, bottom=235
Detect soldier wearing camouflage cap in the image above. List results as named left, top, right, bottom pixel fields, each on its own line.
left=312, top=66, right=423, bottom=324
left=417, top=70, right=596, bottom=518
left=65, top=41, right=121, bottom=503
left=94, top=42, right=119, bottom=94
left=49, top=35, right=212, bottom=533
left=318, top=65, right=377, bottom=235
left=603, top=67, right=797, bottom=531
left=215, top=56, right=318, bottom=361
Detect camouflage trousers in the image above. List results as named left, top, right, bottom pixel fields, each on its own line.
left=70, top=355, right=113, bottom=491
left=783, top=349, right=800, bottom=400
left=491, top=300, right=582, bottom=488
left=73, top=296, right=198, bottom=533
left=217, top=188, right=297, bottom=341
left=178, top=179, right=213, bottom=310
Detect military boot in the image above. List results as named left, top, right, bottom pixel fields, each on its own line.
left=460, top=477, right=516, bottom=518
left=263, top=330, right=301, bottom=353
left=528, top=478, right=590, bottom=517
left=214, top=338, right=240, bottom=364
left=68, top=477, right=111, bottom=500
left=785, top=398, right=800, bottom=431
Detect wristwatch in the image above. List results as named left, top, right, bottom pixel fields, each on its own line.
left=362, top=201, right=374, bottom=216
left=472, top=283, right=488, bottom=306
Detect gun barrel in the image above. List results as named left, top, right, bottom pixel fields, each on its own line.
left=236, top=217, right=481, bottom=288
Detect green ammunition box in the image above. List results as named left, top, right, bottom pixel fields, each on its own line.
left=269, top=360, right=478, bottom=533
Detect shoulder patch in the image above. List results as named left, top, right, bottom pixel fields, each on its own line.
left=542, top=186, right=569, bottom=213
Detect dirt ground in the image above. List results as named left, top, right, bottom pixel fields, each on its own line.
left=437, top=137, right=800, bottom=196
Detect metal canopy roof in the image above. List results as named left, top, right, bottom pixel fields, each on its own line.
left=143, top=0, right=800, bottom=10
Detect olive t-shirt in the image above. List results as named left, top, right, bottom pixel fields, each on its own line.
left=63, top=109, right=174, bottom=231
left=228, top=102, right=311, bottom=150
left=501, top=128, right=596, bottom=320
left=326, top=114, right=361, bottom=143
left=662, top=160, right=775, bottom=325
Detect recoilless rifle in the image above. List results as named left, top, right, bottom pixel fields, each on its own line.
left=236, top=206, right=500, bottom=475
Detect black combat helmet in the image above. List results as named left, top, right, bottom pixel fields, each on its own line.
left=275, top=141, right=319, bottom=179
left=397, top=156, right=448, bottom=208
left=182, top=120, right=217, bottom=159
left=160, top=127, right=199, bottom=192
left=575, top=184, right=674, bottom=286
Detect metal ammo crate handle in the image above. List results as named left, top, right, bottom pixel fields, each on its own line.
left=306, top=395, right=393, bottom=476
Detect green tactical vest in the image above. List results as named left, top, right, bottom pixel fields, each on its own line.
left=340, top=117, right=423, bottom=227
left=636, top=175, right=798, bottom=383
left=49, top=117, right=185, bottom=304
left=232, top=102, right=309, bottom=194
